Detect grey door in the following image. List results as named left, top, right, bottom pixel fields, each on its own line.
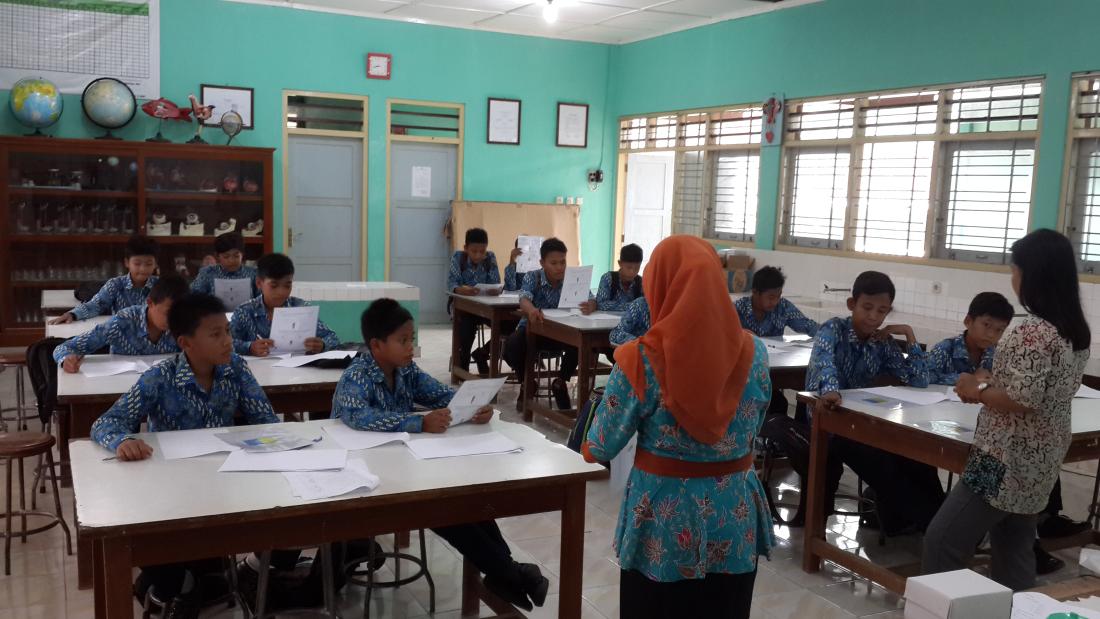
left=390, top=141, right=456, bottom=324
left=287, top=135, right=364, bottom=281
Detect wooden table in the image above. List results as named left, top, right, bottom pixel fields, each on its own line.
left=522, top=312, right=618, bottom=429
left=796, top=386, right=1100, bottom=594
left=762, top=336, right=814, bottom=392
left=44, top=315, right=110, bottom=340
left=449, top=293, right=519, bottom=382
left=71, top=418, right=607, bottom=618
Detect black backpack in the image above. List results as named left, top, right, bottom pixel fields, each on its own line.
left=25, top=337, right=67, bottom=426
left=567, top=387, right=604, bottom=454
left=74, top=280, right=106, bottom=303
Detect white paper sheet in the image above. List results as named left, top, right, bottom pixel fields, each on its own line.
left=859, top=386, right=948, bottom=406
left=283, top=459, right=381, bottom=501
left=909, top=420, right=973, bottom=439
left=272, top=350, right=356, bottom=368
left=157, top=429, right=240, bottom=460
left=945, top=390, right=963, bottom=402
left=1078, top=385, right=1100, bottom=399
left=270, top=305, right=320, bottom=353
left=1011, top=592, right=1100, bottom=619
left=475, top=283, right=504, bottom=295
left=218, top=449, right=347, bottom=472
left=404, top=432, right=522, bottom=460
left=323, top=424, right=411, bottom=451
left=213, top=278, right=252, bottom=310
left=80, top=359, right=151, bottom=378
left=215, top=427, right=321, bottom=453
left=241, top=353, right=293, bottom=362
left=611, top=435, right=637, bottom=499
left=581, top=312, right=622, bottom=321
left=557, top=266, right=593, bottom=309
left=411, top=166, right=432, bottom=198
left=515, top=235, right=544, bottom=273
left=762, top=338, right=793, bottom=350
left=542, top=308, right=575, bottom=319
left=448, top=378, right=506, bottom=425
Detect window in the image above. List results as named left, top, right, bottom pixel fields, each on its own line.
left=778, top=78, right=1042, bottom=264
left=620, top=105, right=763, bottom=241
left=1064, top=74, right=1100, bottom=272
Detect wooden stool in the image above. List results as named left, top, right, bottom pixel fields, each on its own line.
left=0, top=431, right=72, bottom=575
left=0, top=352, right=31, bottom=431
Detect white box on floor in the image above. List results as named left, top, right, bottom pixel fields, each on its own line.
left=904, top=569, right=1012, bottom=619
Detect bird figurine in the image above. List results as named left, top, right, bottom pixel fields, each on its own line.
left=186, top=94, right=215, bottom=144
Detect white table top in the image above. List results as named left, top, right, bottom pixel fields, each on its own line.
left=41, top=289, right=79, bottom=310
left=448, top=292, right=521, bottom=307
left=72, top=418, right=605, bottom=531
left=57, top=353, right=347, bottom=399
left=44, top=315, right=110, bottom=339
left=762, top=336, right=813, bottom=370
left=543, top=312, right=623, bottom=332
left=799, top=385, right=1100, bottom=444
left=292, top=281, right=419, bottom=302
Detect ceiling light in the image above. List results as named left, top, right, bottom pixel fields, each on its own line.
left=542, top=0, right=558, bottom=24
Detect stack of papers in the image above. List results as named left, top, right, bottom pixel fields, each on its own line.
left=859, top=386, right=949, bottom=406
left=218, top=449, right=348, bottom=472
left=1078, top=385, right=1100, bottom=399
left=81, top=359, right=153, bottom=378
left=272, top=350, right=356, bottom=368
left=323, top=424, right=411, bottom=450
left=215, top=427, right=321, bottom=453
left=448, top=378, right=506, bottom=424
left=157, top=430, right=240, bottom=460
left=405, top=431, right=523, bottom=460
left=475, top=283, right=504, bottom=295
left=1012, top=592, right=1100, bottom=618
left=283, top=459, right=381, bottom=501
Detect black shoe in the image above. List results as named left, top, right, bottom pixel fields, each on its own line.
left=1037, top=514, right=1091, bottom=539
left=133, top=570, right=154, bottom=606
left=517, top=563, right=549, bottom=608
left=161, top=590, right=201, bottom=619
left=1035, top=542, right=1065, bottom=575
left=483, top=573, right=534, bottom=612
left=472, top=347, right=491, bottom=376
left=346, top=538, right=387, bottom=572
left=551, top=378, right=572, bottom=410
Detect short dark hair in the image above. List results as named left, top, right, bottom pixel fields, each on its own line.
left=967, top=292, right=1014, bottom=322
left=752, top=266, right=786, bottom=293
left=124, top=234, right=158, bottom=259
left=619, top=244, right=643, bottom=263
left=361, top=298, right=413, bottom=343
left=852, top=271, right=895, bottom=301
left=540, top=237, right=567, bottom=259
left=168, top=293, right=227, bottom=337
left=148, top=273, right=190, bottom=304
left=465, top=228, right=488, bottom=245
left=214, top=231, right=245, bottom=254
left=1011, top=229, right=1091, bottom=351
left=257, top=253, right=295, bottom=280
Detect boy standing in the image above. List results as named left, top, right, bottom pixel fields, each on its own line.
left=581, top=244, right=643, bottom=313
left=230, top=253, right=340, bottom=357
left=50, top=234, right=160, bottom=324
left=733, top=266, right=818, bottom=338
left=450, top=227, right=502, bottom=374
left=189, top=231, right=259, bottom=300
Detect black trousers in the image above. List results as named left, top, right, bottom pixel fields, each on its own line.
left=433, top=521, right=515, bottom=578
left=455, top=314, right=489, bottom=369
left=502, top=325, right=578, bottom=384
left=1044, top=479, right=1063, bottom=516
left=140, top=558, right=225, bottom=599
left=620, top=568, right=756, bottom=619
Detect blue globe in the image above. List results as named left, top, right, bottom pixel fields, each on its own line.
left=9, top=77, right=63, bottom=131
left=81, top=77, right=136, bottom=130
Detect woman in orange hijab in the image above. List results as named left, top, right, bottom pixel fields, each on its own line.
left=583, top=235, right=774, bottom=618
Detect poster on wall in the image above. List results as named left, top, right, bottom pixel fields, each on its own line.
left=201, top=85, right=254, bottom=129
left=762, top=95, right=784, bottom=147
left=0, top=0, right=160, bottom=99
left=412, top=166, right=432, bottom=198
left=556, top=102, right=588, bottom=148
left=487, top=97, right=521, bottom=145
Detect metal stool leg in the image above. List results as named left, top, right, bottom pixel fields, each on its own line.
left=320, top=544, right=338, bottom=617
left=418, top=529, right=435, bottom=614
left=254, top=551, right=273, bottom=619
left=16, top=367, right=28, bottom=431
left=18, top=457, right=26, bottom=544
left=45, top=450, right=71, bottom=555
left=4, top=457, right=11, bottom=575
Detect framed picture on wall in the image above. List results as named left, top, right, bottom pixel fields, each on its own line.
left=487, top=97, right=521, bottom=145
left=556, top=102, right=588, bottom=148
left=200, top=84, right=254, bottom=129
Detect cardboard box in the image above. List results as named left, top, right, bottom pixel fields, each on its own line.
left=904, top=569, right=1011, bottom=619
left=725, top=254, right=755, bottom=293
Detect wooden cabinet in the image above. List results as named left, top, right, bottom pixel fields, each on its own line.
left=0, top=136, right=274, bottom=346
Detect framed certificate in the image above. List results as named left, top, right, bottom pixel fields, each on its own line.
left=556, top=102, right=588, bottom=148
left=487, top=97, right=521, bottom=145
left=200, top=84, right=254, bottom=129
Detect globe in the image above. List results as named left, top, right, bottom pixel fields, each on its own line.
left=9, top=77, right=63, bottom=134
left=81, top=77, right=136, bottom=138
left=220, top=110, right=243, bottom=144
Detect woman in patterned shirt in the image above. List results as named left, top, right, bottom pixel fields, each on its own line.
left=922, top=229, right=1091, bottom=590
left=582, top=235, right=773, bottom=619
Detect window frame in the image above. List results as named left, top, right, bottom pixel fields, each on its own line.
left=1060, top=72, right=1100, bottom=275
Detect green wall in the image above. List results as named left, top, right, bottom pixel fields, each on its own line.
left=610, top=0, right=1100, bottom=248
left=0, top=0, right=617, bottom=277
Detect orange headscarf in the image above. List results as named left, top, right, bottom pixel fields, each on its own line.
left=614, top=236, right=756, bottom=445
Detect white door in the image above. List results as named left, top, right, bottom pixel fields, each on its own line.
left=623, top=151, right=675, bottom=268
left=390, top=142, right=457, bottom=324
left=287, top=135, right=364, bottom=281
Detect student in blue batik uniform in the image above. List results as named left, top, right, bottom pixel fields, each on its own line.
left=449, top=227, right=503, bottom=375
left=610, top=296, right=650, bottom=346
left=581, top=243, right=644, bottom=314
left=332, top=299, right=550, bottom=611
left=189, top=231, right=259, bottom=301
left=503, top=237, right=527, bottom=292
left=927, top=292, right=1012, bottom=386
left=91, top=293, right=279, bottom=618
left=54, top=274, right=190, bottom=372
left=230, top=253, right=340, bottom=357
left=807, top=271, right=943, bottom=535
left=50, top=234, right=160, bottom=324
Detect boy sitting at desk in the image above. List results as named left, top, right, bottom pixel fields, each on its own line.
left=807, top=270, right=945, bottom=535
left=502, top=237, right=592, bottom=410
left=450, top=227, right=503, bottom=375
left=580, top=243, right=643, bottom=313
left=49, top=233, right=160, bottom=324
left=54, top=274, right=190, bottom=372
left=230, top=253, right=340, bottom=357
left=189, top=231, right=259, bottom=299
left=332, top=299, right=550, bottom=611
left=90, top=293, right=280, bottom=618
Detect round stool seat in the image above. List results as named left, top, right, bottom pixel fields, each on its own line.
left=0, top=432, right=54, bottom=459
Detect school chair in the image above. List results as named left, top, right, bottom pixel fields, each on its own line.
left=0, top=431, right=71, bottom=575
left=0, top=350, right=32, bottom=431
left=345, top=530, right=436, bottom=618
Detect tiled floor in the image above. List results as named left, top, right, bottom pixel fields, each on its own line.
left=0, top=326, right=1096, bottom=618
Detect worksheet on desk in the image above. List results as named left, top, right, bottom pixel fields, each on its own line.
left=270, top=305, right=320, bottom=353
left=557, top=266, right=593, bottom=309
left=214, top=278, right=252, bottom=310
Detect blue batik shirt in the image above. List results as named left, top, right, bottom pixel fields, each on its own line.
left=733, top=296, right=819, bottom=338
left=230, top=295, right=341, bottom=355
left=611, top=297, right=651, bottom=346
left=71, top=274, right=159, bottom=320
left=53, top=305, right=179, bottom=362
left=331, top=351, right=454, bottom=433
left=595, top=271, right=643, bottom=312
left=503, top=263, right=526, bottom=292
left=927, top=332, right=996, bottom=386
left=447, top=251, right=501, bottom=291
left=805, top=316, right=928, bottom=395
left=90, top=352, right=278, bottom=451
left=190, top=264, right=259, bottom=298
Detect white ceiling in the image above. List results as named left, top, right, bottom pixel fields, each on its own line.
left=229, top=0, right=823, bottom=44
